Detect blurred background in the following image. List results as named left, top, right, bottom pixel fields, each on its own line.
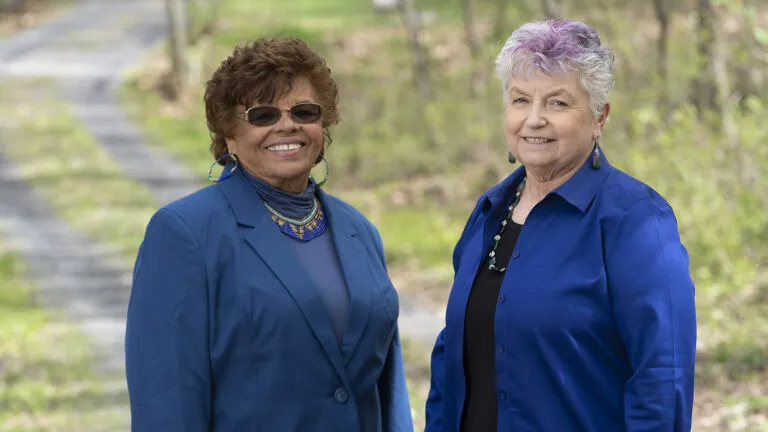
left=0, top=0, right=766, bottom=430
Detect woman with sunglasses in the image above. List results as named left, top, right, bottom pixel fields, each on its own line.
left=125, top=37, right=413, bottom=432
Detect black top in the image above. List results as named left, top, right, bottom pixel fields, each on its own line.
left=461, top=220, right=523, bottom=432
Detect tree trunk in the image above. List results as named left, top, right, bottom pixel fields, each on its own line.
left=166, top=0, right=189, bottom=100
left=460, top=0, right=483, bottom=97
left=3, top=0, right=27, bottom=29
left=4, top=0, right=25, bottom=15
left=710, top=5, right=744, bottom=186
left=652, top=0, right=669, bottom=111
left=199, top=0, right=222, bottom=37
left=371, top=0, right=398, bottom=11
left=541, top=0, right=562, bottom=19
left=188, top=0, right=222, bottom=45
left=491, top=0, right=511, bottom=42
left=738, top=0, right=766, bottom=99
left=692, top=0, right=718, bottom=118
left=398, top=0, right=432, bottom=100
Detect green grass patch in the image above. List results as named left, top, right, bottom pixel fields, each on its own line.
left=0, top=243, right=128, bottom=431
left=366, top=204, right=462, bottom=269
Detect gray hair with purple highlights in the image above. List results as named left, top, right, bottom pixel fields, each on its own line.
left=495, top=20, right=614, bottom=116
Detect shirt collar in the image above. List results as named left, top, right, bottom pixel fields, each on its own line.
left=481, top=150, right=613, bottom=213
left=553, top=151, right=612, bottom=212
left=482, top=165, right=526, bottom=210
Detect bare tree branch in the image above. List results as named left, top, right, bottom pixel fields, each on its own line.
left=166, top=0, right=189, bottom=100
left=188, top=0, right=222, bottom=45
left=740, top=0, right=766, bottom=96
left=398, top=0, right=432, bottom=100
left=541, top=0, right=562, bottom=19
left=491, top=0, right=511, bottom=41
left=460, top=0, right=484, bottom=97
left=692, top=0, right=718, bottom=117
left=652, top=0, right=669, bottom=110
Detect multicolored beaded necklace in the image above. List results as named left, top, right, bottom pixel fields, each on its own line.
left=487, top=176, right=526, bottom=273
left=264, top=197, right=327, bottom=241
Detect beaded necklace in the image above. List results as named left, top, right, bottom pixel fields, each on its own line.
left=264, top=197, right=327, bottom=241
left=487, top=176, right=526, bottom=273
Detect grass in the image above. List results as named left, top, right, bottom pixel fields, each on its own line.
left=0, top=241, right=128, bottom=431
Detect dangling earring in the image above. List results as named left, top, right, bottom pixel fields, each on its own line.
left=312, top=154, right=329, bottom=187
left=208, top=153, right=238, bottom=182
left=508, top=152, right=516, bottom=164
left=591, top=139, right=602, bottom=170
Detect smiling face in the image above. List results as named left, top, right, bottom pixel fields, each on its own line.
left=505, top=71, right=608, bottom=181
left=225, top=77, right=324, bottom=193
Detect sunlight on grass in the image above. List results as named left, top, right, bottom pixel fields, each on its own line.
left=366, top=205, right=462, bottom=269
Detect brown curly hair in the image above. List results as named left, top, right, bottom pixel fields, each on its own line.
left=204, top=37, right=340, bottom=165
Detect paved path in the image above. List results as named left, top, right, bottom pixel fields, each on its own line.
left=0, top=150, right=129, bottom=374
left=0, top=0, right=192, bottom=389
left=0, top=2, right=443, bottom=417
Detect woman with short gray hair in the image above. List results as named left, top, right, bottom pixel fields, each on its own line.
left=426, top=20, right=696, bottom=432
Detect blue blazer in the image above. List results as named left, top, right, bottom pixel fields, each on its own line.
left=125, top=168, right=413, bottom=431
left=426, top=155, right=696, bottom=432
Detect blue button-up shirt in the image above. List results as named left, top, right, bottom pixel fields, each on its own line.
left=425, top=155, right=697, bottom=432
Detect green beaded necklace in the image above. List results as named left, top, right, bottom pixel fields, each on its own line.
left=263, top=197, right=319, bottom=225
left=487, top=176, right=526, bottom=273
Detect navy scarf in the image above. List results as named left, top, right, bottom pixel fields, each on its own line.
left=241, top=168, right=317, bottom=220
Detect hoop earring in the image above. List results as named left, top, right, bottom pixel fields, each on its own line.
left=208, top=154, right=238, bottom=182
left=312, top=154, right=329, bottom=187
left=591, top=140, right=602, bottom=170
left=508, top=152, right=516, bottom=164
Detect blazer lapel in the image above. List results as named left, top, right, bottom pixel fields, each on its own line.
left=319, top=191, right=373, bottom=364
left=217, top=171, right=347, bottom=381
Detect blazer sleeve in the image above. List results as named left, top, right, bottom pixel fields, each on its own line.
left=426, top=199, right=483, bottom=432
left=125, top=208, right=212, bottom=432
left=371, top=225, right=415, bottom=431
left=425, top=328, right=446, bottom=432
left=378, top=327, right=415, bottom=432
left=603, top=197, right=696, bottom=432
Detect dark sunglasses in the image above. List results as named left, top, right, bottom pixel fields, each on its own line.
left=240, top=103, right=323, bottom=127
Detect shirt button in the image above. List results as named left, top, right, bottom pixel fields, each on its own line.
left=496, top=345, right=505, bottom=353
left=498, top=294, right=505, bottom=303
left=334, top=388, right=348, bottom=404
left=512, top=250, right=520, bottom=259
left=499, top=391, right=507, bottom=400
